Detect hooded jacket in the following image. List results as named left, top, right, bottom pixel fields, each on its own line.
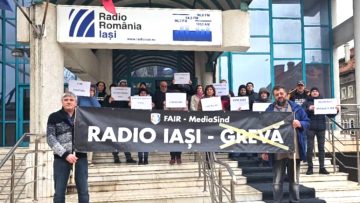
left=266, top=100, right=310, bottom=161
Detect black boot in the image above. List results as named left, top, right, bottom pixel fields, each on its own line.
left=144, top=158, right=148, bottom=165
left=319, top=167, right=330, bottom=174
left=126, top=158, right=137, bottom=163
left=138, top=158, right=144, bottom=165
left=306, top=167, right=313, bottom=175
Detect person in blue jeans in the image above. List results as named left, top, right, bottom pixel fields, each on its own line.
left=266, top=85, right=309, bottom=203
left=47, top=92, right=89, bottom=203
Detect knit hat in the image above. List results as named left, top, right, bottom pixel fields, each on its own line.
left=310, top=87, right=319, bottom=93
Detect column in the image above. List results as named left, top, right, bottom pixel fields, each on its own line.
left=28, top=3, right=64, bottom=198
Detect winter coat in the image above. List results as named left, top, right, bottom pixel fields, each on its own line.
left=266, top=100, right=310, bottom=161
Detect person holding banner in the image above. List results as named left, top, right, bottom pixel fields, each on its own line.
left=105, top=83, right=137, bottom=164
left=164, top=88, right=189, bottom=165
left=302, top=87, right=339, bottom=175
left=190, top=85, right=204, bottom=111
left=266, top=85, right=309, bottom=203
left=254, top=87, right=272, bottom=166
left=46, top=92, right=89, bottom=203
left=130, top=88, right=154, bottom=165
left=77, top=85, right=101, bottom=166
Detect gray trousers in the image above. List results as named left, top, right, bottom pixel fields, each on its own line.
left=273, top=158, right=300, bottom=203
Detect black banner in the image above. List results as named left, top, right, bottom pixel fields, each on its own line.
left=74, top=107, right=295, bottom=153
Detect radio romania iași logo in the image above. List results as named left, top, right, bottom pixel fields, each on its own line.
left=68, top=9, right=95, bottom=37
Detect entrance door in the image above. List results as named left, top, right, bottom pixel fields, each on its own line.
left=17, top=84, right=30, bottom=146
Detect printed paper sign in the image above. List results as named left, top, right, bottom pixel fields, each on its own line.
left=230, top=97, right=249, bottom=111
left=68, top=80, right=91, bottom=97
left=111, top=87, right=131, bottom=101
left=253, top=103, right=271, bottom=112
left=314, top=98, right=337, bottom=115
left=174, top=73, right=190, bottom=84
left=166, top=93, right=187, bottom=108
left=201, top=97, right=222, bottom=111
left=213, top=83, right=229, bottom=96
left=131, top=96, right=152, bottom=110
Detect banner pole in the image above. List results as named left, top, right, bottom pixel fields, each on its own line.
left=293, top=113, right=297, bottom=184
left=70, top=152, right=75, bottom=184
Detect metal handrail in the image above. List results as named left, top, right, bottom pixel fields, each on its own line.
left=0, top=133, right=44, bottom=203
left=197, top=152, right=237, bottom=203
left=326, top=116, right=360, bottom=185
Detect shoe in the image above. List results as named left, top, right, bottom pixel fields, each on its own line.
left=169, top=159, right=175, bottom=165
left=138, top=160, right=144, bottom=165
left=306, top=167, right=313, bottom=175
left=319, top=168, right=330, bottom=174
left=176, top=158, right=182, bottom=164
left=126, top=158, right=137, bottom=164
left=114, top=158, right=121, bottom=164
left=144, top=159, right=148, bottom=165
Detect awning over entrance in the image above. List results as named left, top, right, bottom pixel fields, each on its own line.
left=52, top=0, right=252, bottom=10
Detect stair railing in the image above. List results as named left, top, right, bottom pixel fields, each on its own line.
left=0, top=133, right=47, bottom=203
left=326, top=114, right=360, bottom=185
left=197, top=152, right=237, bottom=203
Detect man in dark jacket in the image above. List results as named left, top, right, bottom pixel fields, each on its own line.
left=153, top=81, right=168, bottom=109
left=47, top=92, right=89, bottom=203
left=266, top=85, right=310, bottom=203
left=302, top=87, right=338, bottom=175
left=288, top=80, right=310, bottom=106
left=246, top=82, right=258, bottom=110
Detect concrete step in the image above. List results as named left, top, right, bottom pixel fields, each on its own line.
left=92, top=152, right=228, bottom=164
left=243, top=172, right=348, bottom=183
left=321, top=196, right=360, bottom=203
left=241, top=165, right=338, bottom=174
left=64, top=184, right=263, bottom=203
left=88, top=161, right=239, bottom=173
left=302, top=181, right=360, bottom=198
left=87, top=169, right=245, bottom=183
left=70, top=173, right=248, bottom=193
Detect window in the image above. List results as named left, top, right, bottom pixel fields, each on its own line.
left=131, top=66, right=177, bottom=78
left=306, top=64, right=331, bottom=98
left=232, top=55, right=271, bottom=95
left=341, top=87, right=347, bottom=100
left=349, top=119, right=355, bottom=135
left=347, top=85, right=354, bottom=99
left=274, top=60, right=302, bottom=88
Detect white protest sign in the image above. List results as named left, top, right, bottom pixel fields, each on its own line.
left=174, top=73, right=190, bottom=84
left=201, top=97, right=222, bottom=111
left=213, top=83, right=229, bottom=96
left=131, top=96, right=152, bottom=110
left=166, top=93, right=187, bottom=108
left=68, top=80, right=91, bottom=97
left=111, top=87, right=131, bottom=101
left=230, top=97, right=249, bottom=111
left=252, top=103, right=271, bottom=112
left=314, top=98, right=337, bottom=115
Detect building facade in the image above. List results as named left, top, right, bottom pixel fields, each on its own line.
left=339, top=48, right=358, bottom=136
left=1, top=0, right=335, bottom=147
left=218, top=0, right=333, bottom=98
